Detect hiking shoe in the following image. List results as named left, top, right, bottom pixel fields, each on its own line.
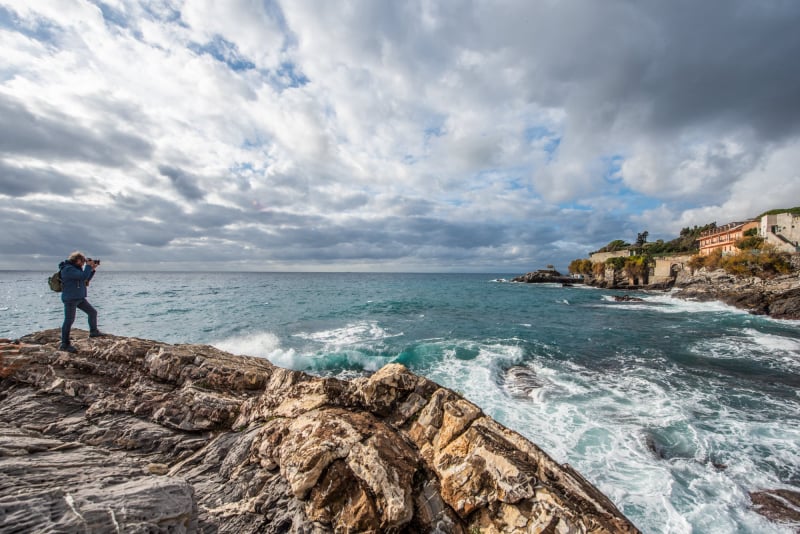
left=59, top=344, right=78, bottom=353
left=89, top=330, right=106, bottom=338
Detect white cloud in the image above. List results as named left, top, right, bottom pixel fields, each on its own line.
left=1, top=0, right=799, bottom=271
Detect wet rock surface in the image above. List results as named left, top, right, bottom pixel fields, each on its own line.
left=0, top=330, right=638, bottom=533
left=673, top=270, right=800, bottom=319
left=749, top=489, right=800, bottom=526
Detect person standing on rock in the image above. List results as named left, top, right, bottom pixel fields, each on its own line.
left=59, top=251, right=104, bottom=353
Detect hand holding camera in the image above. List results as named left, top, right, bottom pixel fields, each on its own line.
left=87, top=258, right=101, bottom=269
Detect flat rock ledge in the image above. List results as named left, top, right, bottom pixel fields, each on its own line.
left=0, top=330, right=638, bottom=534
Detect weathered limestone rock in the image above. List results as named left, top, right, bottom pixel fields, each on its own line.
left=0, top=330, right=640, bottom=533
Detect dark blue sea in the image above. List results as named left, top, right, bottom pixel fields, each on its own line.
left=3, top=271, right=799, bottom=533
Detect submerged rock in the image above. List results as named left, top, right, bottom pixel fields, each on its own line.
left=750, top=489, right=800, bottom=526
left=613, top=295, right=645, bottom=302
left=500, top=365, right=547, bottom=399
left=0, top=330, right=639, bottom=533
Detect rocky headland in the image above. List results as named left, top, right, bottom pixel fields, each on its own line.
left=514, top=265, right=800, bottom=320
left=0, top=330, right=638, bottom=533
left=511, top=270, right=578, bottom=285
left=671, top=269, right=800, bottom=320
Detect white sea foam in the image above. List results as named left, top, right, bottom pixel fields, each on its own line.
left=294, top=320, right=401, bottom=347
left=598, top=292, right=752, bottom=316
left=691, top=327, right=800, bottom=373
left=212, top=331, right=306, bottom=369
left=743, top=328, right=800, bottom=353
left=426, top=341, right=799, bottom=534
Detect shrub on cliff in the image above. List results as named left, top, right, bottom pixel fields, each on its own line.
left=568, top=258, right=593, bottom=275
left=721, top=247, right=792, bottom=278
left=605, top=256, right=627, bottom=271
left=735, top=234, right=765, bottom=251
left=688, top=246, right=792, bottom=279
left=623, top=256, right=650, bottom=280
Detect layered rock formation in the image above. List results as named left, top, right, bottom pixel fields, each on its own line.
left=673, top=269, right=800, bottom=320
left=0, top=330, right=638, bottom=533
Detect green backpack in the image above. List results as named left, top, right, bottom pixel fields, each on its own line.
left=48, top=270, right=63, bottom=292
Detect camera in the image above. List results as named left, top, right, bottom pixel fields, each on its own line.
left=87, top=258, right=101, bottom=265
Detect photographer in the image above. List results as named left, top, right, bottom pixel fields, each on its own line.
left=59, top=251, right=104, bottom=353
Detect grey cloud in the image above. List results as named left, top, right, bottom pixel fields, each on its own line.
left=464, top=1, right=800, bottom=142
left=0, top=161, right=80, bottom=196
left=0, top=199, right=111, bottom=257
left=158, top=165, right=206, bottom=201
left=0, top=94, right=154, bottom=167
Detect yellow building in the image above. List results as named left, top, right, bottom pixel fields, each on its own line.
left=698, top=220, right=759, bottom=256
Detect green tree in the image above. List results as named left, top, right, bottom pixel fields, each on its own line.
left=598, top=239, right=630, bottom=253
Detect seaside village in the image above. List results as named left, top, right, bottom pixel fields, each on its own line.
left=573, top=210, right=800, bottom=288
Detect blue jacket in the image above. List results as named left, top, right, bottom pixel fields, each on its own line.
left=59, top=260, right=95, bottom=302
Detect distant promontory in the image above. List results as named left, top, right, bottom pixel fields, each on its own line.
left=514, top=208, right=800, bottom=319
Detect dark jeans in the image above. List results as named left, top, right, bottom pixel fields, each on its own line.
left=61, top=299, right=98, bottom=346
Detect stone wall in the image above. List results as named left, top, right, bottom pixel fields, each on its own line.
left=650, top=254, right=693, bottom=284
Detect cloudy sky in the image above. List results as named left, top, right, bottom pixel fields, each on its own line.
left=2, top=1, right=799, bottom=272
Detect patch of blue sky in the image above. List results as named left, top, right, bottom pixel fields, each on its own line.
left=544, top=137, right=561, bottom=157
left=524, top=126, right=551, bottom=142
left=143, top=3, right=183, bottom=25
left=506, top=177, right=528, bottom=191
left=91, top=1, right=128, bottom=29
left=273, top=62, right=308, bottom=88
left=189, top=36, right=256, bottom=71
left=470, top=168, right=534, bottom=194
left=0, top=5, right=60, bottom=43
left=524, top=126, right=561, bottom=160
left=424, top=125, right=444, bottom=140
left=242, top=134, right=271, bottom=151
left=602, top=154, right=624, bottom=183
left=230, top=162, right=256, bottom=174
left=557, top=202, right=593, bottom=212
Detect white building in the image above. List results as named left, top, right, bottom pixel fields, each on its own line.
left=760, top=212, right=800, bottom=253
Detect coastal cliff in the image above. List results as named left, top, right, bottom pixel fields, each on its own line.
left=0, top=330, right=638, bottom=533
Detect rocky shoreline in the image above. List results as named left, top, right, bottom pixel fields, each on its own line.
left=671, top=269, right=800, bottom=320
left=0, top=330, right=638, bottom=533
left=514, top=267, right=800, bottom=320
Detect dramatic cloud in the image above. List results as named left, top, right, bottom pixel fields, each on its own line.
left=1, top=0, right=799, bottom=272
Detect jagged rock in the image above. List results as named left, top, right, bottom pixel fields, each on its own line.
left=0, top=330, right=639, bottom=533
left=673, top=270, right=800, bottom=319
left=750, top=489, right=800, bottom=525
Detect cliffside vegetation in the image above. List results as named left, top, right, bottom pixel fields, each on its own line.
left=688, top=245, right=792, bottom=279
left=758, top=206, right=800, bottom=217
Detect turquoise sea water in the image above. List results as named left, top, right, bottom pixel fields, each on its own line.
left=2, top=271, right=799, bottom=533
